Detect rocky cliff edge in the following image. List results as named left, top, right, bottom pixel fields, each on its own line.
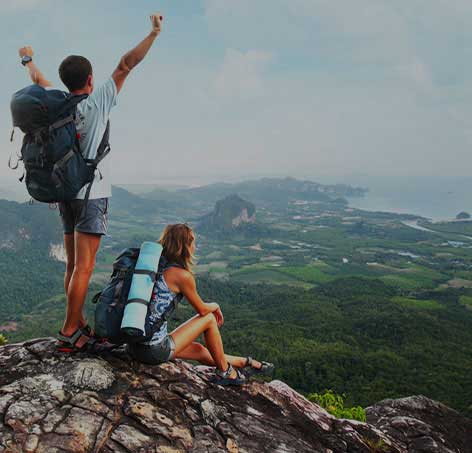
left=0, top=338, right=471, bottom=453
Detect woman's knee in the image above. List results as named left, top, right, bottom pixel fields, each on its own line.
left=202, top=312, right=217, bottom=328
left=192, top=342, right=212, bottom=362
left=193, top=342, right=207, bottom=354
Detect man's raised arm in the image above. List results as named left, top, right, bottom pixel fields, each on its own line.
left=19, top=46, right=52, bottom=88
left=112, top=13, right=163, bottom=93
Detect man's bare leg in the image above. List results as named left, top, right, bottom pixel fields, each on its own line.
left=61, top=231, right=101, bottom=337
left=63, top=233, right=75, bottom=293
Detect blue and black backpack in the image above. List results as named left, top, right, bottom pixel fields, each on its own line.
left=9, top=84, right=110, bottom=204
left=93, top=248, right=183, bottom=345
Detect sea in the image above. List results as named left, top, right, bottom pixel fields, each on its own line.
left=342, top=175, right=472, bottom=221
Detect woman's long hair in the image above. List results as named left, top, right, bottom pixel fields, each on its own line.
left=159, top=223, right=195, bottom=273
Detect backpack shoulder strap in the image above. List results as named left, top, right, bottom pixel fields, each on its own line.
left=53, top=93, right=88, bottom=122
left=80, top=121, right=111, bottom=218
left=48, top=94, right=88, bottom=133
left=85, top=120, right=111, bottom=167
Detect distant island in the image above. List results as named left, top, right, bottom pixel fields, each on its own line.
left=456, top=211, right=471, bottom=220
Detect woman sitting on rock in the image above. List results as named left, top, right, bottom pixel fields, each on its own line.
left=127, top=223, right=274, bottom=385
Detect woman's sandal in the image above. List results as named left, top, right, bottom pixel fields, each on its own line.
left=56, top=327, right=95, bottom=353
left=243, top=357, right=275, bottom=378
left=210, top=363, right=247, bottom=386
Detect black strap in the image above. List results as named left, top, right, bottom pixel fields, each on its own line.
left=127, top=298, right=149, bottom=306
left=116, top=268, right=132, bottom=279
left=52, top=150, right=76, bottom=189
left=48, top=93, right=87, bottom=134
left=55, top=93, right=88, bottom=119
left=79, top=121, right=111, bottom=220
left=97, top=121, right=111, bottom=157
left=91, top=292, right=102, bottom=304
left=79, top=181, right=94, bottom=220
left=49, top=114, right=74, bottom=132
left=53, top=150, right=75, bottom=173
left=133, top=269, right=158, bottom=281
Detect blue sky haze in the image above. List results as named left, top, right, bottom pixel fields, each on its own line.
left=1, top=0, right=471, bottom=188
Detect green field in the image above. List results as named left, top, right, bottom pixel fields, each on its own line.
left=232, top=268, right=312, bottom=288
left=391, top=296, right=443, bottom=310
left=459, top=295, right=472, bottom=310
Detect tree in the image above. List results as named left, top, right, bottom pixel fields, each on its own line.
left=308, top=390, right=366, bottom=422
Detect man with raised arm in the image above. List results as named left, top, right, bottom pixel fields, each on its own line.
left=18, top=13, right=164, bottom=352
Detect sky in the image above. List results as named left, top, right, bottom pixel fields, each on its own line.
left=1, top=0, right=472, bottom=188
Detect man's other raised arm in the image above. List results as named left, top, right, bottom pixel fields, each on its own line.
left=112, top=13, right=163, bottom=94
left=19, top=47, right=52, bottom=88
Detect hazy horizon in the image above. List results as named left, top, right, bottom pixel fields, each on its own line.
left=3, top=1, right=472, bottom=189
left=1, top=172, right=471, bottom=221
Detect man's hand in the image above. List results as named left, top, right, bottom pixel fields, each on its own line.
left=19, top=46, right=34, bottom=59
left=19, top=46, right=51, bottom=88
left=150, top=13, right=163, bottom=36
left=112, top=13, right=163, bottom=94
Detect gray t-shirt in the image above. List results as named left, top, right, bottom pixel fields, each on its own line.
left=74, top=77, right=117, bottom=199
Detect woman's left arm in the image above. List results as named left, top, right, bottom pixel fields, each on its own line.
left=178, top=271, right=224, bottom=327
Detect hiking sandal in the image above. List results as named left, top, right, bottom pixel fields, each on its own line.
left=243, top=357, right=275, bottom=378
left=56, top=327, right=94, bottom=353
left=80, top=323, right=95, bottom=338
left=210, top=363, right=247, bottom=386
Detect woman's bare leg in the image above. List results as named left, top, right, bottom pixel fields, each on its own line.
left=170, top=313, right=229, bottom=371
left=175, top=341, right=260, bottom=369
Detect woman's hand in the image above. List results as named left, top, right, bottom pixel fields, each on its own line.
left=205, top=302, right=224, bottom=327
left=213, top=307, right=224, bottom=328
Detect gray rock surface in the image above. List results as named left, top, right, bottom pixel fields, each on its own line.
left=366, top=395, right=472, bottom=453
left=0, top=338, right=469, bottom=452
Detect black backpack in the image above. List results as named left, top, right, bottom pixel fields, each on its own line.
left=93, top=248, right=183, bottom=345
left=9, top=84, right=110, bottom=204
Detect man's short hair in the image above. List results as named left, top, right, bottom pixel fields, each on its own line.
left=58, top=55, right=92, bottom=91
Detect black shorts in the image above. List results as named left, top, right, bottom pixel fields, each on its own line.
left=127, top=335, right=176, bottom=365
left=59, top=198, right=109, bottom=236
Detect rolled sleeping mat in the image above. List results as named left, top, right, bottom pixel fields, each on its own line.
left=121, top=241, right=163, bottom=337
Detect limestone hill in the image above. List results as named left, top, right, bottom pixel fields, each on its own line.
left=197, top=194, right=257, bottom=235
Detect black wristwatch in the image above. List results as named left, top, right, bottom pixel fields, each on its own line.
left=21, top=55, right=33, bottom=66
